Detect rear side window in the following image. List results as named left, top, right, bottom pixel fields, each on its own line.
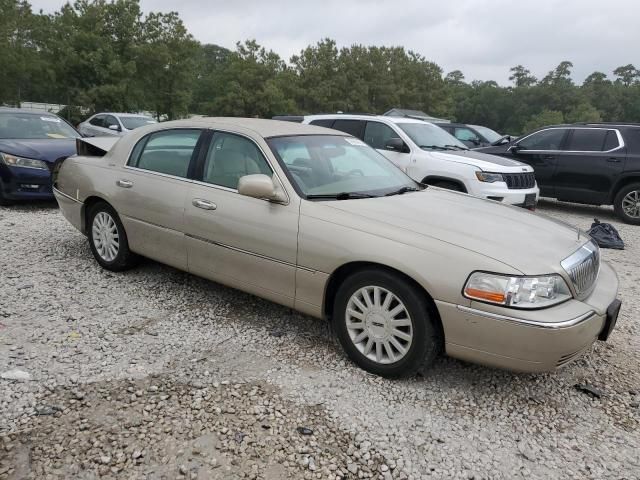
left=364, top=121, right=400, bottom=150
left=603, top=131, right=620, bottom=151
left=518, top=129, right=566, bottom=150
left=331, top=120, right=365, bottom=139
left=129, top=129, right=201, bottom=178
left=309, top=119, right=335, bottom=128
left=566, top=129, right=611, bottom=152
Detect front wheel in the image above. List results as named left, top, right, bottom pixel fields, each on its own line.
left=614, top=183, right=640, bottom=225
left=333, top=269, right=443, bottom=378
left=0, top=185, right=12, bottom=206
left=87, top=202, right=139, bottom=271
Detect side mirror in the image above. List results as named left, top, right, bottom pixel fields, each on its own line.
left=508, top=143, right=522, bottom=153
left=108, top=124, right=121, bottom=132
left=238, top=174, right=287, bottom=203
left=385, top=137, right=406, bottom=152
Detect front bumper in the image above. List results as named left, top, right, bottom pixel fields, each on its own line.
left=0, top=163, right=54, bottom=200
left=467, top=181, right=539, bottom=208
left=438, top=261, right=619, bottom=372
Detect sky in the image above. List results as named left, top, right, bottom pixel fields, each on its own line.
left=29, top=0, right=640, bottom=85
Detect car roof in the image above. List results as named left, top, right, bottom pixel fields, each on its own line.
left=0, top=107, right=60, bottom=116
left=305, top=113, right=430, bottom=126
left=150, top=117, right=348, bottom=138
left=93, top=112, right=154, bottom=118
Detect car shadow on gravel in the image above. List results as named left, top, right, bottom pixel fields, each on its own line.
left=537, top=198, right=617, bottom=222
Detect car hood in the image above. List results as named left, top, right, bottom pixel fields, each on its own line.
left=317, top=188, right=587, bottom=274
left=0, top=138, right=77, bottom=163
left=426, top=149, right=532, bottom=171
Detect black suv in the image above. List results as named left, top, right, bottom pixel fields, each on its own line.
left=478, top=123, right=640, bottom=224
left=435, top=122, right=503, bottom=148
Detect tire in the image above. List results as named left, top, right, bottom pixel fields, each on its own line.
left=614, top=183, right=640, bottom=225
left=333, top=269, right=443, bottom=378
left=429, top=180, right=464, bottom=192
left=87, top=202, right=139, bottom=271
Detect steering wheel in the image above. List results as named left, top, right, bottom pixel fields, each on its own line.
left=347, top=169, right=364, bottom=176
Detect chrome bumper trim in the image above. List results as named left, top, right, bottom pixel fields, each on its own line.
left=52, top=186, right=82, bottom=204
left=456, top=305, right=596, bottom=329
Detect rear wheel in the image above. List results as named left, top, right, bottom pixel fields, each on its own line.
left=87, top=202, right=139, bottom=271
left=333, top=269, right=442, bottom=378
left=614, top=183, right=640, bottom=225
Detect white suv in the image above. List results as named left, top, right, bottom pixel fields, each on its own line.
left=303, top=114, right=539, bottom=208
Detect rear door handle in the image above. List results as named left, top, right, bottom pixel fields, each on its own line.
left=192, top=198, right=217, bottom=210
left=607, top=157, right=621, bottom=163
left=116, top=179, right=133, bottom=188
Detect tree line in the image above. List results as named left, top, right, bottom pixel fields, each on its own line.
left=2, top=0, right=640, bottom=134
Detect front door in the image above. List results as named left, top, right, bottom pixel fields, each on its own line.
left=364, top=121, right=412, bottom=172
left=184, top=130, right=300, bottom=307
left=510, top=127, right=570, bottom=197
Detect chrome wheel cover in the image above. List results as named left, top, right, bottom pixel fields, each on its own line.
left=92, top=212, right=120, bottom=262
left=346, top=286, right=413, bottom=365
left=622, top=190, right=640, bottom=218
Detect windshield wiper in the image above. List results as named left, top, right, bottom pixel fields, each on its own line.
left=444, top=144, right=469, bottom=151
left=385, top=186, right=421, bottom=196
left=306, top=192, right=377, bottom=200
left=419, top=145, right=449, bottom=151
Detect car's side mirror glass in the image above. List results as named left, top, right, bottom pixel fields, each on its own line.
left=108, top=124, right=120, bottom=132
left=385, top=137, right=407, bottom=152
left=238, top=174, right=287, bottom=203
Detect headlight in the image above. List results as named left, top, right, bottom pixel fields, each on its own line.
left=475, top=171, right=504, bottom=183
left=0, top=152, right=48, bottom=170
left=463, top=272, right=572, bottom=309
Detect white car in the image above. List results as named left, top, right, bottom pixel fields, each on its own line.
left=303, top=114, right=539, bottom=208
left=78, top=113, right=157, bottom=137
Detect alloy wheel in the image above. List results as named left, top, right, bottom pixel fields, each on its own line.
left=345, top=286, right=413, bottom=364
left=622, top=190, right=640, bottom=219
left=92, top=211, right=120, bottom=262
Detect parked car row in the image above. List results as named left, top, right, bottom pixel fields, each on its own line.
left=0, top=108, right=154, bottom=205
left=50, top=118, right=621, bottom=377
left=302, top=114, right=539, bottom=209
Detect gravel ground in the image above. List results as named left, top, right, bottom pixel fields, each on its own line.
left=0, top=199, right=638, bottom=479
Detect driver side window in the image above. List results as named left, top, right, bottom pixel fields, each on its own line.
left=364, top=122, right=401, bottom=150
left=454, top=128, right=480, bottom=143
left=518, top=129, right=566, bottom=151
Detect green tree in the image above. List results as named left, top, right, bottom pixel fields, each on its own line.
left=523, top=110, right=564, bottom=131
left=509, top=65, right=537, bottom=87
left=613, top=64, right=638, bottom=86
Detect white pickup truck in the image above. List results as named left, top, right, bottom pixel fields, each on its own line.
left=302, top=114, right=539, bottom=208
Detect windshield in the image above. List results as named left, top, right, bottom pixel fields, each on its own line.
left=268, top=135, right=418, bottom=198
left=0, top=113, right=80, bottom=140
left=470, top=125, right=502, bottom=143
left=119, top=116, right=157, bottom=130
left=397, top=122, right=468, bottom=150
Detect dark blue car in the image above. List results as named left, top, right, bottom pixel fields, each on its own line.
left=0, top=108, right=80, bottom=205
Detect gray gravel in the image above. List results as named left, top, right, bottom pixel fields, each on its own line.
left=0, top=199, right=639, bottom=479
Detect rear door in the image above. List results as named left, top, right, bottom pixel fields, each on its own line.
left=510, top=128, right=570, bottom=197
left=553, top=128, right=625, bottom=204
left=113, top=128, right=204, bottom=269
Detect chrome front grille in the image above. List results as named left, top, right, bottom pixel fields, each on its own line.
left=561, top=241, right=600, bottom=297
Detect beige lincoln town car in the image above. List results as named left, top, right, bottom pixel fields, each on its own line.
left=53, top=118, right=621, bottom=377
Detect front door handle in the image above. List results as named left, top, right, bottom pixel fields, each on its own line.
left=116, top=179, right=133, bottom=188
left=607, top=157, right=621, bottom=163
left=192, top=198, right=217, bottom=210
